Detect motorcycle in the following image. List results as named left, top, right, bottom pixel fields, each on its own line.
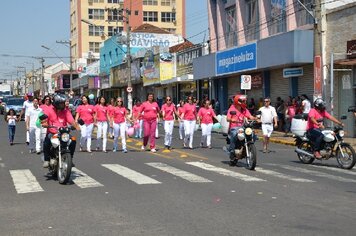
left=295, top=122, right=356, bottom=169
left=224, top=118, right=258, bottom=170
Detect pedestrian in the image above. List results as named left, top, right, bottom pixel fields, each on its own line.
left=132, top=99, right=143, bottom=138
left=107, top=98, right=115, bottom=139
left=161, top=96, right=177, bottom=150
left=284, top=98, right=297, bottom=136
left=177, top=100, right=185, bottom=140
left=75, top=95, right=95, bottom=152
left=181, top=96, right=198, bottom=149
left=248, top=98, right=256, bottom=115
left=40, top=95, right=53, bottom=148
left=258, top=97, right=278, bottom=153
left=197, top=99, right=218, bottom=149
left=276, top=99, right=286, bottom=131
left=94, top=96, right=109, bottom=153
left=26, top=98, right=43, bottom=154
left=6, top=109, right=18, bottom=145
left=19, top=92, right=34, bottom=145
left=110, top=97, right=128, bottom=153
left=214, top=99, right=220, bottom=115
left=140, top=93, right=160, bottom=152
left=300, top=94, right=311, bottom=119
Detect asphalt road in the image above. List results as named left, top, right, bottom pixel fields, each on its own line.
left=1, top=119, right=356, bottom=236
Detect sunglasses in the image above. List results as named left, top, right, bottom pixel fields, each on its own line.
left=166, top=99, right=171, bottom=101
left=117, top=100, right=123, bottom=102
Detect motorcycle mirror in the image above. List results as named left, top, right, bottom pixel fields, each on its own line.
left=230, top=111, right=237, bottom=115
left=77, top=118, right=85, bottom=126
left=340, top=115, right=347, bottom=120
left=39, top=114, right=48, bottom=121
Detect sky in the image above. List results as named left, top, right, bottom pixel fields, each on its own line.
left=0, top=0, right=208, bottom=81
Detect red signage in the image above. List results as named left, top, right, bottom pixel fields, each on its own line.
left=314, top=55, right=322, bottom=97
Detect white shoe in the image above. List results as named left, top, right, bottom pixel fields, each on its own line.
left=43, top=161, right=49, bottom=168
left=151, top=149, right=157, bottom=153
left=141, top=146, right=145, bottom=151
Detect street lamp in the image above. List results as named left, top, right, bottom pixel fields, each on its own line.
left=56, top=40, right=73, bottom=96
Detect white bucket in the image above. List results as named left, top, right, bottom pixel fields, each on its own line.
left=291, top=118, right=307, bottom=136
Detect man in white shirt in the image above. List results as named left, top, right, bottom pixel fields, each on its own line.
left=301, top=94, right=311, bottom=119
left=20, top=92, right=34, bottom=145
left=26, top=98, right=42, bottom=154
left=258, top=97, right=278, bottom=153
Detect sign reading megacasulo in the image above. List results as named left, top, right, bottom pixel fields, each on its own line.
left=216, top=43, right=257, bottom=76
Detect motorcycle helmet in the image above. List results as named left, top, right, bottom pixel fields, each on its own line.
left=53, top=94, right=66, bottom=111
left=314, top=98, right=326, bottom=111
left=233, top=94, right=247, bottom=109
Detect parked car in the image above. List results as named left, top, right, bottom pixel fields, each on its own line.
left=69, top=98, right=81, bottom=117
left=4, top=98, right=25, bottom=120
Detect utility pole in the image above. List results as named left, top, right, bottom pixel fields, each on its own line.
left=40, top=58, right=45, bottom=96
left=56, top=40, right=73, bottom=96
left=125, top=7, right=132, bottom=110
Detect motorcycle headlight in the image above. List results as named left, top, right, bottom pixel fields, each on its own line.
left=51, top=137, right=60, bottom=148
left=61, top=133, right=70, bottom=142
left=245, top=127, right=253, bottom=136
left=338, top=130, right=345, bottom=137
left=237, top=132, right=245, bottom=141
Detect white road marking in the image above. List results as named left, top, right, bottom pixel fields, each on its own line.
left=9, top=169, right=44, bottom=194
left=310, top=165, right=356, bottom=176
left=267, top=164, right=356, bottom=183
left=71, top=168, right=104, bottom=188
left=146, top=162, right=212, bottom=183
left=186, top=162, right=265, bottom=182
left=255, top=167, right=315, bottom=183
left=102, top=164, right=161, bottom=185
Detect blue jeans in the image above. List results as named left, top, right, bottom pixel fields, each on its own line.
left=8, top=125, right=16, bottom=143
left=308, top=128, right=323, bottom=151
left=229, top=127, right=242, bottom=153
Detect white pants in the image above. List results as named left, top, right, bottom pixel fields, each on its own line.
left=25, top=116, right=30, bottom=143
left=201, top=123, right=213, bottom=146
left=184, top=120, right=196, bottom=148
left=179, top=121, right=184, bottom=139
left=113, top=122, right=126, bottom=150
left=164, top=120, right=174, bottom=146
left=29, top=127, right=41, bottom=152
left=80, top=123, right=94, bottom=151
left=135, top=119, right=143, bottom=138
left=41, top=128, right=47, bottom=150
left=155, top=122, right=159, bottom=138
left=96, top=121, right=108, bottom=151
left=262, top=124, right=274, bottom=137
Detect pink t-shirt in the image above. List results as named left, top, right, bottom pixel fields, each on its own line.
left=178, top=106, right=184, bottom=116
left=198, top=107, right=216, bottom=124
left=44, top=107, right=74, bottom=134
left=162, top=103, right=176, bottom=121
left=141, top=101, right=160, bottom=121
left=307, top=108, right=331, bottom=130
left=107, top=105, right=115, bottom=117
left=133, top=104, right=143, bottom=120
left=182, top=103, right=197, bottom=121
left=76, top=104, right=95, bottom=124
left=227, top=105, right=251, bottom=129
left=112, top=106, right=127, bottom=124
left=95, top=104, right=108, bottom=122
left=40, top=104, right=54, bottom=115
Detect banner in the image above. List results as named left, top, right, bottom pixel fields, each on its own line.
left=142, top=50, right=160, bottom=86
left=313, top=55, right=322, bottom=97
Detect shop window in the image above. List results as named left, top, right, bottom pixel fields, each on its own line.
left=226, top=6, right=237, bottom=48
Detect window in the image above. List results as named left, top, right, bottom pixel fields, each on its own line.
left=143, top=11, right=158, bottom=22
left=90, top=0, right=104, bottom=3
left=108, top=8, right=123, bottom=21
left=296, top=0, right=314, bottom=27
left=88, top=9, right=105, bottom=20
left=245, top=0, right=258, bottom=41
left=108, top=0, right=123, bottom=3
left=89, top=25, right=104, bottom=36
left=269, top=0, right=286, bottom=35
left=225, top=6, right=237, bottom=48
left=161, top=12, right=176, bottom=22
left=89, top=42, right=101, bottom=53
left=143, top=0, right=158, bottom=5
left=161, top=0, right=175, bottom=6
left=108, top=26, right=123, bottom=36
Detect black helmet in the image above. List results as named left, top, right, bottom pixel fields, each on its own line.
left=314, top=98, right=326, bottom=111
left=53, top=94, right=66, bottom=110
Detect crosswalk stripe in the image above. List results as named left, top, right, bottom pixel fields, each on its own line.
left=267, top=164, right=356, bottom=183
left=255, top=167, right=315, bottom=183
left=71, top=168, right=104, bottom=188
left=9, top=169, right=44, bottom=194
left=186, top=162, right=265, bottom=182
left=310, top=165, right=356, bottom=176
left=102, top=164, right=161, bottom=185
left=146, top=162, right=212, bottom=183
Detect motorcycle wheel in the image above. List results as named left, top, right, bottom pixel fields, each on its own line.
left=336, top=143, right=356, bottom=169
left=297, top=142, right=315, bottom=164
left=58, top=153, right=72, bottom=185
left=245, top=144, right=257, bottom=170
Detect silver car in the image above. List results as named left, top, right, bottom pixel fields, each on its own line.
left=4, top=98, right=25, bottom=119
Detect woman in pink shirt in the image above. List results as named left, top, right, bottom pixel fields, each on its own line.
left=107, top=98, right=115, bottom=139
left=177, top=100, right=185, bottom=140
left=75, top=95, right=96, bottom=152
left=110, top=97, right=129, bottom=153
left=197, top=100, right=218, bottom=149
left=132, top=99, right=143, bottom=139
left=141, top=93, right=160, bottom=153
left=94, top=96, right=110, bottom=153
left=162, top=96, right=178, bottom=149
left=181, top=96, right=198, bottom=149
left=40, top=95, right=53, bottom=145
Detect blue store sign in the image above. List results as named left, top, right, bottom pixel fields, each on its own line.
left=283, top=67, right=303, bottom=78
left=216, top=43, right=257, bottom=76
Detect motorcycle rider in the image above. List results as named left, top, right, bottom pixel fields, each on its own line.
left=307, top=98, right=344, bottom=159
left=41, top=94, right=78, bottom=168
left=226, top=94, right=256, bottom=160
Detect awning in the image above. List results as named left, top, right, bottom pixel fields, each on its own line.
left=334, top=58, right=356, bottom=66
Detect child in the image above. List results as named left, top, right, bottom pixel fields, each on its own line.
left=6, top=109, right=18, bottom=145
